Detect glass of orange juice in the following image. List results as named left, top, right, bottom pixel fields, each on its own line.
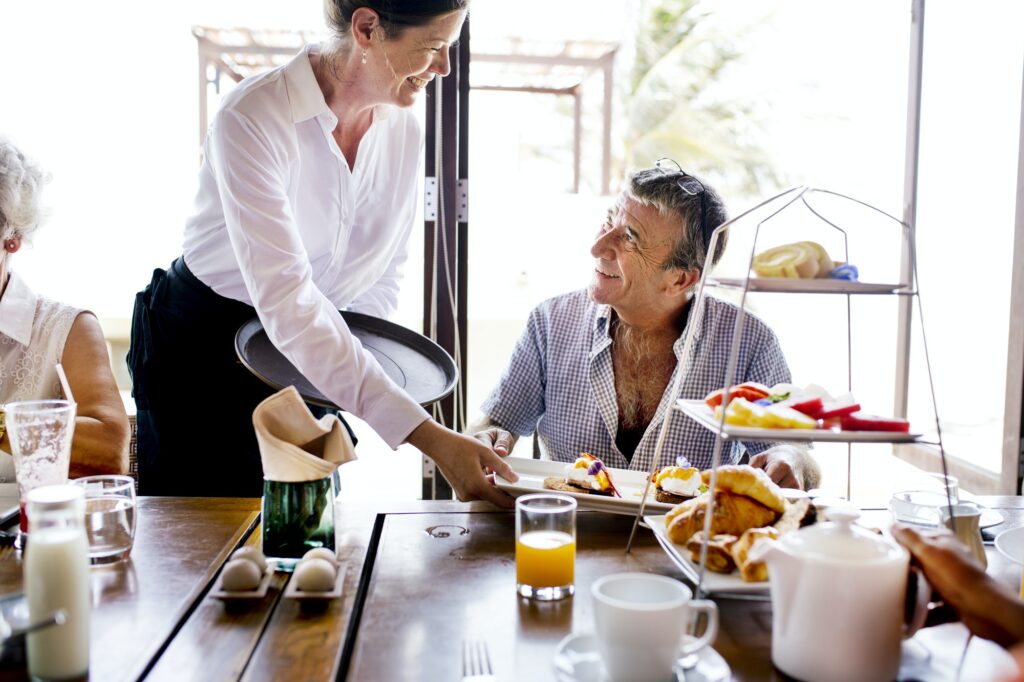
left=516, top=494, right=576, bottom=600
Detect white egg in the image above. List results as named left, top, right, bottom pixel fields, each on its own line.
left=295, top=558, right=336, bottom=593
left=221, top=558, right=263, bottom=592
left=302, top=547, right=337, bottom=564
left=231, top=546, right=268, bottom=573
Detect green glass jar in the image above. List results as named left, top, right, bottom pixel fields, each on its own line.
left=262, top=472, right=338, bottom=571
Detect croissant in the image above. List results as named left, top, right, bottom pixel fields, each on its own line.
left=686, top=532, right=738, bottom=573
left=732, top=527, right=781, bottom=582
left=667, top=490, right=779, bottom=545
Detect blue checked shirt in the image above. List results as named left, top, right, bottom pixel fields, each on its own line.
left=481, top=290, right=792, bottom=472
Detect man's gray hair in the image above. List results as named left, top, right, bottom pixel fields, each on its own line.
left=626, top=166, right=728, bottom=272
left=0, top=138, right=49, bottom=242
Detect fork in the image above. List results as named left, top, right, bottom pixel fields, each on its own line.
left=462, top=639, right=495, bottom=681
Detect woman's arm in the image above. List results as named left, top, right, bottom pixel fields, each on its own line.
left=61, top=313, right=130, bottom=476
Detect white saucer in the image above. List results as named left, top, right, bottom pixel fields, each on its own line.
left=552, top=632, right=730, bottom=682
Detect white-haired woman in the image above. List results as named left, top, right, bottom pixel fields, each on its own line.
left=129, top=0, right=517, bottom=502
left=0, top=139, right=129, bottom=477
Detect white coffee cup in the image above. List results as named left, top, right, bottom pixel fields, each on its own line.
left=591, top=572, right=719, bottom=682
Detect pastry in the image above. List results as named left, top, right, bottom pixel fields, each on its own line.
left=751, top=241, right=833, bottom=279
left=666, top=490, right=778, bottom=545
left=773, top=497, right=812, bottom=535
left=686, top=532, right=738, bottom=573
left=544, top=453, right=620, bottom=497
left=732, top=527, right=780, bottom=582
left=701, top=465, right=786, bottom=514
left=651, top=466, right=703, bottom=504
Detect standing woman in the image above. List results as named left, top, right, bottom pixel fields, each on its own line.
left=129, top=1, right=516, bottom=501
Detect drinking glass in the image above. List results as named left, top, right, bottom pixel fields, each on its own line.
left=262, top=472, right=337, bottom=572
left=5, top=400, right=76, bottom=543
left=515, top=494, right=576, bottom=600
left=926, top=472, right=959, bottom=503
left=71, top=475, right=137, bottom=565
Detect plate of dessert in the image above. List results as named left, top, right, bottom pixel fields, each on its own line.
left=645, top=465, right=818, bottom=595
left=495, top=454, right=704, bottom=516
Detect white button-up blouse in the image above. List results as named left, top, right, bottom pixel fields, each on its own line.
left=183, top=44, right=430, bottom=448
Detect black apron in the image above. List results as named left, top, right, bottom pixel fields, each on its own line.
left=128, top=257, right=355, bottom=497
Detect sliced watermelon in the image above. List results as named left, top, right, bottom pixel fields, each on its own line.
left=840, top=413, right=911, bottom=433
left=788, top=397, right=823, bottom=416
left=810, top=400, right=861, bottom=420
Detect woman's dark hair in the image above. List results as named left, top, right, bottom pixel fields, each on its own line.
left=325, top=0, right=468, bottom=40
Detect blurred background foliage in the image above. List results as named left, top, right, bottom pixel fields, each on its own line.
left=623, top=0, right=782, bottom=197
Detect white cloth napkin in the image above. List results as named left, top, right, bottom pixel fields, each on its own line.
left=253, top=386, right=356, bottom=483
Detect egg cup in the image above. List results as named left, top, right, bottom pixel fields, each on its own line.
left=209, top=568, right=274, bottom=600
left=283, top=564, right=347, bottom=601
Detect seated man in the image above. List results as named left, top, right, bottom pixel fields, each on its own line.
left=472, top=163, right=818, bottom=488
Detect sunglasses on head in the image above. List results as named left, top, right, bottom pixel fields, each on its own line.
left=654, top=158, right=711, bottom=258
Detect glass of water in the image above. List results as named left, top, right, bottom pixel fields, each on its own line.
left=71, top=475, right=137, bottom=565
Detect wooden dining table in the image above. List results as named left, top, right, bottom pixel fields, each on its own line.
left=0, top=495, right=1020, bottom=681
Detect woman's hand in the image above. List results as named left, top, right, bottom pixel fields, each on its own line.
left=892, top=523, right=1024, bottom=649
left=407, top=420, right=519, bottom=509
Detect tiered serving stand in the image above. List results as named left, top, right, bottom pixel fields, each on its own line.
left=626, top=185, right=956, bottom=600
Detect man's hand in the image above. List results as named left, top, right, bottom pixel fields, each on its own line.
left=472, top=426, right=517, bottom=456
left=408, top=420, right=519, bottom=509
left=892, top=524, right=1024, bottom=649
left=749, top=445, right=805, bottom=489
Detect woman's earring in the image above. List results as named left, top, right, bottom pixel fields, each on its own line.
left=361, top=49, right=368, bottom=65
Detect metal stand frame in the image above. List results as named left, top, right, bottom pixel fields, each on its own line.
left=626, top=186, right=955, bottom=600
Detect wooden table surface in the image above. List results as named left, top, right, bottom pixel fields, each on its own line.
left=343, top=501, right=1023, bottom=682
left=0, top=496, right=1020, bottom=681
left=0, top=497, right=260, bottom=682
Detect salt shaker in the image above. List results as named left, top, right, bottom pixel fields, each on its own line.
left=24, top=484, right=90, bottom=681
left=940, top=503, right=987, bottom=569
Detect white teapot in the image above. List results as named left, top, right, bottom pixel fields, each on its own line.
left=749, top=508, right=928, bottom=682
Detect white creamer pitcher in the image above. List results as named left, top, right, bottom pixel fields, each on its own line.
left=749, top=509, right=928, bottom=682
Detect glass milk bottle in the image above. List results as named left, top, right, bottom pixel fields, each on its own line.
left=25, top=485, right=90, bottom=681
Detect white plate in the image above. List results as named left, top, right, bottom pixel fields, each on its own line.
left=995, top=526, right=1024, bottom=565
left=708, top=277, right=909, bottom=295
left=676, top=399, right=923, bottom=444
left=495, top=458, right=676, bottom=516
left=553, top=632, right=730, bottom=682
left=644, top=515, right=768, bottom=596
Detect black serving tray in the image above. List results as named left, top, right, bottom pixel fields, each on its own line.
left=235, top=311, right=457, bottom=408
